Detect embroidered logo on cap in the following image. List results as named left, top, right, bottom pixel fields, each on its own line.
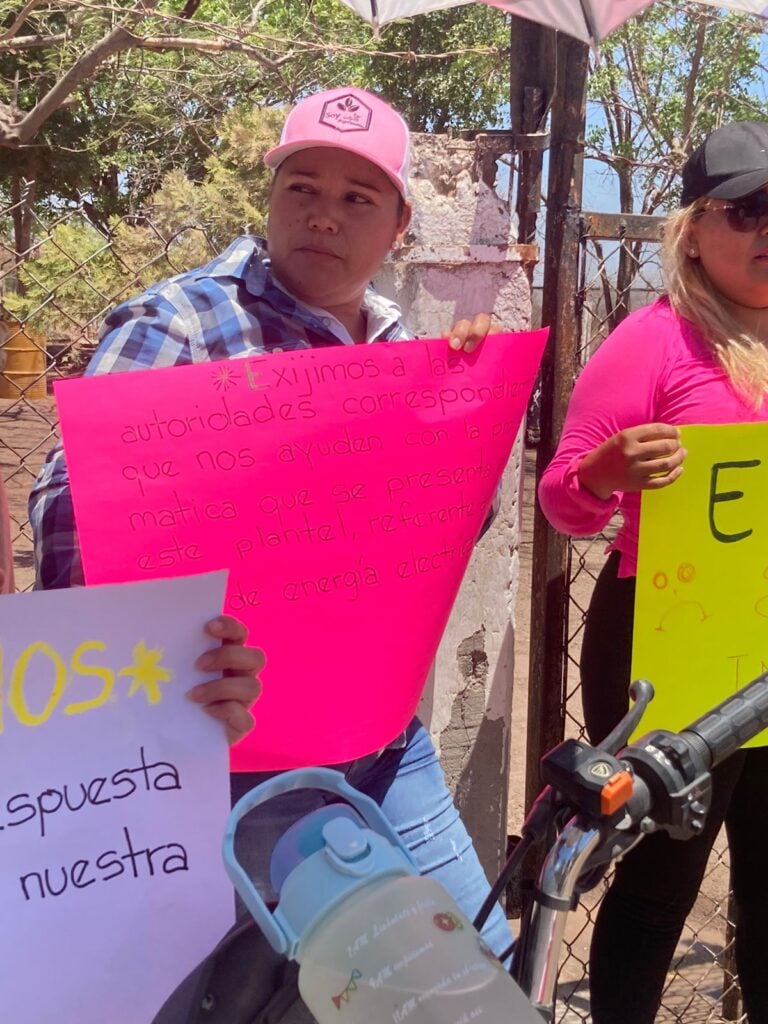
left=319, top=94, right=372, bottom=133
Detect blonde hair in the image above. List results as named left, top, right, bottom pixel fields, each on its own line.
left=663, top=204, right=768, bottom=407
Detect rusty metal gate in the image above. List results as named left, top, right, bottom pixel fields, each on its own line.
left=524, top=210, right=744, bottom=1023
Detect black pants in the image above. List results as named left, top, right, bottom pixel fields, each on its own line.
left=580, top=551, right=768, bottom=1024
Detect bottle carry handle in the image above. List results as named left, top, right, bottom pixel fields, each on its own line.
left=222, top=767, right=416, bottom=955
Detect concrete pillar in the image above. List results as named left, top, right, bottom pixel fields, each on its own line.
left=375, top=133, right=537, bottom=878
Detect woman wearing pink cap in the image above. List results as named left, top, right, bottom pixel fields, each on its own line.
left=30, top=87, right=511, bottom=1023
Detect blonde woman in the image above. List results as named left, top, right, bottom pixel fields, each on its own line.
left=539, top=121, right=768, bottom=1024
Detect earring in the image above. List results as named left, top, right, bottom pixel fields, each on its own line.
left=688, top=249, right=697, bottom=257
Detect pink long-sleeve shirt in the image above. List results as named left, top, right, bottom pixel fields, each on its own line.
left=538, top=298, right=768, bottom=578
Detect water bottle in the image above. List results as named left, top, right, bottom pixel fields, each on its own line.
left=223, top=768, right=540, bottom=1024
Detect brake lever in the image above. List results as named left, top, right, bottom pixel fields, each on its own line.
left=596, top=678, right=655, bottom=754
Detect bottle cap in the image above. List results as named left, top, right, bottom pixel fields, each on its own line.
left=274, top=812, right=415, bottom=959
left=270, top=803, right=366, bottom=893
left=222, top=768, right=419, bottom=960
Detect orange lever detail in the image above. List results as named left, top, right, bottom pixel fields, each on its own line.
left=600, top=770, right=634, bottom=815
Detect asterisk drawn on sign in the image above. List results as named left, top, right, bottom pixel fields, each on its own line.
left=119, top=642, right=174, bottom=705
left=212, top=364, right=239, bottom=391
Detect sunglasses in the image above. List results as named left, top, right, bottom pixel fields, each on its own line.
left=700, top=190, right=768, bottom=233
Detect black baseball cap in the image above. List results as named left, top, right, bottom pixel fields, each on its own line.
left=681, top=121, right=768, bottom=207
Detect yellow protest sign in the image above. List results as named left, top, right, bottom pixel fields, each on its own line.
left=632, top=422, right=768, bottom=746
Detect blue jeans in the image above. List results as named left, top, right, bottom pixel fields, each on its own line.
left=153, top=718, right=511, bottom=1023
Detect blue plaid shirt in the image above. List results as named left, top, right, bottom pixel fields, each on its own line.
left=30, top=236, right=409, bottom=589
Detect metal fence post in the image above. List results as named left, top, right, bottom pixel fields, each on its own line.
left=524, top=34, right=589, bottom=814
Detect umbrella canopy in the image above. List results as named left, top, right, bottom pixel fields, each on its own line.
left=339, top=0, right=768, bottom=44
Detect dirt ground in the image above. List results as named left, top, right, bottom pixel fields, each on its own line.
left=1, top=400, right=744, bottom=1022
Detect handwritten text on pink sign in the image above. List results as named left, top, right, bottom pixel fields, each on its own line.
left=56, top=332, right=547, bottom=769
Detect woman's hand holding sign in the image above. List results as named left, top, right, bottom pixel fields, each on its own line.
left=577, top=423, right=687, bottom=500
left=190, top=616, right=264, bottom=745
left=448, top=313, right=492, bottom=353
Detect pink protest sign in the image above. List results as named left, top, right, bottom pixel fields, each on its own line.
left=56, top=331, right=547, bottom=770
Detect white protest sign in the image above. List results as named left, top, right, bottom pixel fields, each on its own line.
left=0, top=572, right=235, bottom=1024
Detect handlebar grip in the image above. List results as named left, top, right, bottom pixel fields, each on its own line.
left=680, top=671, right=768, bottom=769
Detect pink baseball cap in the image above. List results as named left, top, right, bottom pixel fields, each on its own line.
left=264, top=87, right=410, bottom=199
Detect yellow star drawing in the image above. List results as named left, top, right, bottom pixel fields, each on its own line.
left=119, top=642, right=173, bottom=704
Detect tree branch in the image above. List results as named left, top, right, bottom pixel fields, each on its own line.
left=0, top=32, right=67, bottom=51
left=0, top=0, right=505, bottom=150
left=681, top=18, right=706, bottom=140
left=2, top=0, right=160, bottom=146
left=135, top=34, right=291, bottom=69
left=0, top=0, right=45, bottom=42
left=179, top=0, right=202, bottom=19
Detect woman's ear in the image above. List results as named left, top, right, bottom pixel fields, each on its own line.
left=685, top=223, right=700, bottom=260
left=394, top=200, right=413, bottom=244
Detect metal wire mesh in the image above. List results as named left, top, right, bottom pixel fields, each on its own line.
left=0, top=199, right=218, bottom=591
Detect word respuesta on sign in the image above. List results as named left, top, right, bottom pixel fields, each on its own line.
left=1, top=574, right=233, bottom=1024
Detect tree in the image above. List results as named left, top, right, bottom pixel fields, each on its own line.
left=0, top=0, right=509, bottom=276
left=585, top=1, right=768, bottom=328
left=3, top=103, right=282, bottom=340
left=0, top=1, right=509, bottom=158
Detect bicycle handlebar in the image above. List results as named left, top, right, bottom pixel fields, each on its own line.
left=618, top=671, right=768, bottom=840
left=679, top=669, right=768, bottom=770
left=516, top=671, right=768, bottom=1020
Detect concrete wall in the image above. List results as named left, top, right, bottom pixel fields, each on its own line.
left=375, top=133, right=536, bottom=878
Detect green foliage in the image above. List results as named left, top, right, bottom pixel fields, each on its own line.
left=256, top=0, right=509, bottom=131
left=1, top=0, right=509, bottom=224
left=3, top=104, right=282, bottom=335
left=3, top=220, right=121, bottom=334
left=587, top=1, right=768, bottom=213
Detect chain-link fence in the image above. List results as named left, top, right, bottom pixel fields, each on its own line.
left=0, top=196, right=222, bottom=590
left=548, top=215, right=743, bottom=1024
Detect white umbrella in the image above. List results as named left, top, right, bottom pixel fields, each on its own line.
left=339, top=0, right=768, bottom=45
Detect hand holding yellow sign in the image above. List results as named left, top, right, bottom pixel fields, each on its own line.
left=632, top=422, right=768, bottom=744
